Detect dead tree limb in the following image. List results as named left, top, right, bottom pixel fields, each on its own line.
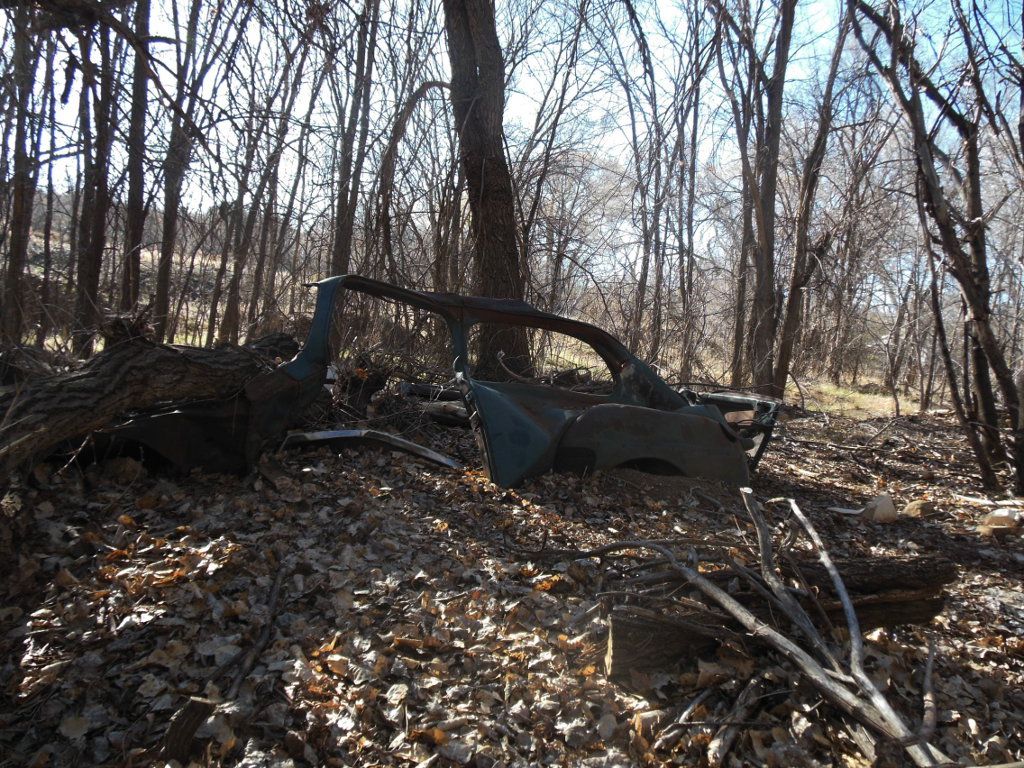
left=707, top=672, right=769, bottom=767
left=0, top=338, right=273, bottom=482
left=573, top=531, right=949, bottom=765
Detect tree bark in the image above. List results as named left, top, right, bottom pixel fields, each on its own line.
left=72, top=30, right=117, bottom=357
left=746, top=0, right=796, bottom=389
left=330, top=0, right=380, bottom=275
left=771, top=14, right=848, bottom=397
left=153, top=0, right=202, bottom=341
left=442, top=0, right=530, bottom=377
left=1, top=5, right=39, bottom=346
left=119, top=0, right=150, bottom=311
left=0, top=339, right=273, bottom=483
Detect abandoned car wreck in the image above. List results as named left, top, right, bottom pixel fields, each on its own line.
left=96, top=275, right=781, bottom=486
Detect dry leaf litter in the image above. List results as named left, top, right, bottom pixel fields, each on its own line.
left=0, top=407, right=1022, bottom=767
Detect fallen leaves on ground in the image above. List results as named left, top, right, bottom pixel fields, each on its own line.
left=0, top=409, right=1021, bottom=766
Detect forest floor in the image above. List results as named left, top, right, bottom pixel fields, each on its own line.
left=1, top=397, right=1022, bottom=767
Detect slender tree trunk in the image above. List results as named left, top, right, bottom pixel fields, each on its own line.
left=729, top=177, right=752, bottom=388
left=929, top=260, right=998, bottom=489
left=771, top=15, right=848, bottom=397
left=206, top=205, right=236, bottom=347
left=36, top=51, right=57, bottom=348
left=330, top=0, right=381, bottom=275
left=153, top=0, right=201, bottom=341
left=246, top=169, right=277, bottom=337
left=746, top=0, right=796, bottom=389
left=72, top=35, right=98, bottom=355
left=120, top=0, right=150, bottom=310
left=1, top=5, right=38, bottom=345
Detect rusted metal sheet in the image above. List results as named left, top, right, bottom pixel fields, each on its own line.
left=282, top=429, right=462, bottom=470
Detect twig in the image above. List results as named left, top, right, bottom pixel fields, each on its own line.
left=785, top=499, right=948, bottom=766
left=692, top=487, right=726, bottom=513
left=918, top=635, right=937, bottom=742
left=652, top=688, right=715, bottom=751
left=517, top=538, right=707, bottom=562
left=496, top=351, right=536, bottom=383
left=229, top=567, right=285, bottom=698
left=161, top=698, right=216, bottom=763
left=162, top=561, right=285, bottom=761
left=789, top=371, right=807, bottom=411
left=740, top=488, right=845, bottom=676
left=783, top=550, right=837, bottom=637
left=783, top=436, right=889, bottom=453
left=707, top=672, right=769, bottom=767
left=863, top=417, right=898, bottom=446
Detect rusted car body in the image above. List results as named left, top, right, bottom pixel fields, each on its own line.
left=102, top=275, right=779, bottom=485
left=299, top=276, right=779, bottom=487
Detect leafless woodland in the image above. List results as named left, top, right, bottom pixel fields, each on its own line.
left=1, top=1, right=1023, bottom=475
left=3, top=2, right=1024, bottom=766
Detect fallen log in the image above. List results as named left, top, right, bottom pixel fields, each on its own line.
left=0, top=337, right=285, bottom=483
left=606, top=553, right=953, bottom=681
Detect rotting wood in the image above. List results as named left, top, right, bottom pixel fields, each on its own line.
left=606, top=586, right=948, bottom=681
left=609, top=553, right=953, bottom=677
left=620, top=552, right=955, bottom=598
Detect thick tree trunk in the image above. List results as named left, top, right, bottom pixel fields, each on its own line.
left=442, top=0, right=530, bottom=377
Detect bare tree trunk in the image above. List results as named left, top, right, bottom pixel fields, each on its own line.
left=153, top=0, right=201, bottom=341
left=442, top=0, right=530, bottom=376
left=852, top=0, right=1024, bottom=492
left=928, top=258, right=998, bottom=489
left=771, top=15, right=848, bottom=397
left=330, top=0, right=380, bottom=275
left=119, top=0, right=150, bottom=311
left=246, top=169, right=277, bottom=336
left=375, top=80, right=449, bottom=281
left=729, top=178, right=752, bottom=388
left=747, top=0, right=795, bottom=389
left=36, top=43, right=57, bottom=348
left=73, top=30, right=118, bottom=357
left=1, top=5, right=38, bottom=345
left=206, top=204, right=236, bottom=348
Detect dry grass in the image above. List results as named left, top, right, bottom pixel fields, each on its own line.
left=795, top=380, right=915, bottom=419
